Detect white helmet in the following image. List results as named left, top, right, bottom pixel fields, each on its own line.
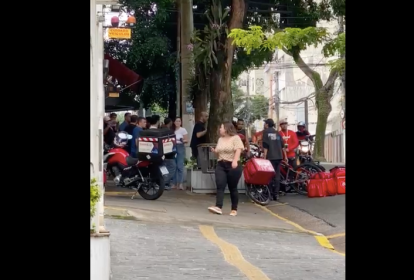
left=113, top=131, right=132, bottom=147
left=297, top=121, right=306, bottom=127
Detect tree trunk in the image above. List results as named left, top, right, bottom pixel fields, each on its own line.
left=207, top=0, right=245, bottom=143
left=291, top=53, right=339, bottom=161
left=193, top=88, right=208, bottom=120
left=314, top=89, right=332, bottom=161
left=193, top=66, right=209, bottom=120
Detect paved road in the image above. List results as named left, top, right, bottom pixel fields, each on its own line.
left=279, top=194, right=345, bottom=230
left=267, top=194, right=345, bottom=253
left=107, top=218, right=345, bottom=280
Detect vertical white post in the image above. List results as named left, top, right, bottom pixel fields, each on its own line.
left=343, top=128, right=345, bottom=163
left=90, top=0, right=100, bottom=232
left=96, top=4, right=106, bottom=232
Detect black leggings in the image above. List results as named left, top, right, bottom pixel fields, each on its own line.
left=215, top=161, right=242, bottom=210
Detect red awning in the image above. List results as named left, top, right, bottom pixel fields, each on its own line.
left=104, top=54, right=142, bottom=92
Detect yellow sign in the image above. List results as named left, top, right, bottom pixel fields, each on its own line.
left=109, top=92, right=119, bottom=97
left=108, top=28, right=131, bottom=39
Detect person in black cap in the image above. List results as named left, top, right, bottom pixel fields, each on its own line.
left=262, top=118, right=285, bottom=201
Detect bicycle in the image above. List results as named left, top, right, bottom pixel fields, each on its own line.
left=279, top=159, right=323, bottom=196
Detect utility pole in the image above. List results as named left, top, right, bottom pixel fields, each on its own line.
left=304, top=99, right=309, bottom=129
left=274, top=50, right=280, bottom=124
left=246, top=71, right=250, bottom=127
left=180, top=0, right=193, bottom=158
left=338, top=15, right=345, bottom=108
left=176, top=0, right=181, bottom=117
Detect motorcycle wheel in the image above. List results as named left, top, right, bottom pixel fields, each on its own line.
left=138, top=167, right=165, bottom=200
left=245, top=183, right=271, bottom=205
left=293, top=162, right=324, bottom=195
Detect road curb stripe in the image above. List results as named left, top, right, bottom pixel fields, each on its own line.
left=326, top=233, right=345, bottom=239
left=256, top=205, right=345, bottom=257
left=199, top=225, right=271, bottom=280
left=105, top=191, right=136, bottom=196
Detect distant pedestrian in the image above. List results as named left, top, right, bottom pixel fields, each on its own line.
left=171, top=117, right=188, bottom=190
left=262, top=119, right=284, bottom=201
left=119, top=112, right=131, bottom=131
left=190, top=112, right=208, bottom=167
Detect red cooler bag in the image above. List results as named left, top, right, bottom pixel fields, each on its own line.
left=314, top=172, right=336, bottom=196
left=330, top=167, right=345, bottom=194
left=243, top=158, right=275, bottom=185
left=307, top=175, right=326, bottom=198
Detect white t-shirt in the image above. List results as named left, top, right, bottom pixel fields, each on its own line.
left=175, top=127, right=188, bottom=144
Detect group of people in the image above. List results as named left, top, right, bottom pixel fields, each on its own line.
left=104, top=110, right=311, bottom=217
left=103, top=112, right=188, bottom=191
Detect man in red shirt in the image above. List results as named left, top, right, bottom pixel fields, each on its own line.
left=279, top=120, right=299, bottom=168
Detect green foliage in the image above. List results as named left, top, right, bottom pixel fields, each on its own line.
left=105, top=0, right=177, bottom=110
left=229, top=26, right=328, bottom=55
left=150, top=103, right=168, bottom=116
left=90, top=178, right=101, bottom=218
left=184, top=157, right=198, bottom=169
left=192, top=0, right=274, bottom=83
left=229, top=26, right=345, bottom=72
left=323, top=32, right=345, bottom=73
left=330, top=0, right=346, bottom=17
left=192, top=0, right=229, bottom=74
left=232, top=82, right=269, bottom=122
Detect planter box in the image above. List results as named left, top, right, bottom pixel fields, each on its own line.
left=186, top=169, right=245, bottom=194
left=91, top=233, right=111, bottom=280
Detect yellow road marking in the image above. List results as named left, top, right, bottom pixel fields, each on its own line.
left=257, top=205, right=345, bottom=257
left=199, top=225, right=271, bottom=280
left=326, top=233, right=345, bottom=239
left=266, top=202, right=289, bottom=207
left=105, top=191, right=136, bottom=196
left=104, top=206, right=128, bottom=211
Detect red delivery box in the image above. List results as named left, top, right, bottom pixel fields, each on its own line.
left=243, top=158, right=275, bottom=185
left=307, top=172, right=327, bottom=198
left=312, top=172, right=336, bottom=196
left=330, top=167, right=345, bottom=194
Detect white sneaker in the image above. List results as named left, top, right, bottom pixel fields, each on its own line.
left=208, top=206, right=222, bottom=215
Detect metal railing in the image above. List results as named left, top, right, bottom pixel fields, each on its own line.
left=197, top=143, right=218, bottom=174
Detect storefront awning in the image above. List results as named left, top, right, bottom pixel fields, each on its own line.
left=104, top=54, right=142, bottom=93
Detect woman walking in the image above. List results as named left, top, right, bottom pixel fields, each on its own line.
left=208, top=121, right=244, bottom=216
left=171, top=117, right=188, bottom=190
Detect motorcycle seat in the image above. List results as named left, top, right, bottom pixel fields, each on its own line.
left=126, top=156, right=139, bottom=166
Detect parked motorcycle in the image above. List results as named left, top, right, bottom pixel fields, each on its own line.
left=296, top=135, right=325, bottom=171
left=104, top=131, right=167, bottom=200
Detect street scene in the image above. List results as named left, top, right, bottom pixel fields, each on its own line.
left=90, top=0, right=346, bottom=279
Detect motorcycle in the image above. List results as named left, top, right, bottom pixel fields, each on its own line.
left=296, top=135, right=325, bottom=171
left=103, top=132, right=167, bottom=200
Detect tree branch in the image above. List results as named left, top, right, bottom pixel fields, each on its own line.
left=293, top=54, right=323, bottom=88
left=282, top=47, right=292, bottom=56
left=323, top=68, right=339, bottom=98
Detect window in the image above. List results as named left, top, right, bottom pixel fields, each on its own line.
left=296, top=102, right=305, bottom=123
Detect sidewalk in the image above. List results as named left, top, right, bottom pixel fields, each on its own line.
left=105, top=187, right=297, bottom=232
left=104, top=185, right=344, bottom=255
